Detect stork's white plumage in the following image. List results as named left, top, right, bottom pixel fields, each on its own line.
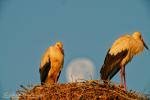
left=100, top=32, right=148, bottom=90
left=39, top=41, right=64, bottom=85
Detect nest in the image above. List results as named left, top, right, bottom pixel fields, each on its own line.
left=16, top=80, right=149, bottom=100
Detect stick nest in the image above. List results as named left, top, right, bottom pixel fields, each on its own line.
left=17, top=80, right=149, bottom=100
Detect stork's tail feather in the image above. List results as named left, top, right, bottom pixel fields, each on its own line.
left=100, top=49, right=128, bottom=81
left=100, top=63, right=121, bottom=81
left=100, top=64, right=109, bottom=80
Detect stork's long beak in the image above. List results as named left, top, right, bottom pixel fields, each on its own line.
left=142, top=39, right=149, bottom=50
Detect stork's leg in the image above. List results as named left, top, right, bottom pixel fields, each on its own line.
left=120, top=66, right=123, bottom=87
left=123, top=67, right=127, bottom=91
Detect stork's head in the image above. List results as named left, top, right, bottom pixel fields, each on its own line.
left=55, top=41, right=64, bottom=54
left=56, top=41, right=63, bottom=48
left=132, top=32, right=149, bottom=50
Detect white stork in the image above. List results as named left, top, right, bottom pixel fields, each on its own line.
left=39, top=41, right=64, bottom=85
left=100, top=32, right=148, bottom=90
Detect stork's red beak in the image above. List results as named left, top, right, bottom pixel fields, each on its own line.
left=142, top=39, right=149, bottom=50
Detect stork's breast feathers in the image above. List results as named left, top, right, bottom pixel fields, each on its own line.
left=50, top=46, right=64, bottom=69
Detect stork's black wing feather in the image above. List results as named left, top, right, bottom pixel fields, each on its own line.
left=39, top=60, right=51, bottom=85
left=56, top=56, right=64, bottom=82
left=56, top=70, right=61, bottom=82
left=100, top=49, right=128, bottom=80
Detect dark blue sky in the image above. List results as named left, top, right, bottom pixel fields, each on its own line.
left=0, top=0, right=150, bottom=98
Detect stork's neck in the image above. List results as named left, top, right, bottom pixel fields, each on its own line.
left=56, top=46, right=64, bottom=55
left=60, top=47, right=64, bottom=55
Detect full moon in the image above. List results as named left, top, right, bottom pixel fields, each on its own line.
left=66, top=58, right=95, bottom=82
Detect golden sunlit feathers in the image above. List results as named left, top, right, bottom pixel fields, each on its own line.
left=100, top=31, right=148, bottom=90
left=109, top=32, right=147, bottom=56
left=109, top=35, right=131, bottom=56
left=132, top=32, right=142, bottom=40
left=39, top=41, right=64, bottom=85
left=55, top=41, right=63, bottom=48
